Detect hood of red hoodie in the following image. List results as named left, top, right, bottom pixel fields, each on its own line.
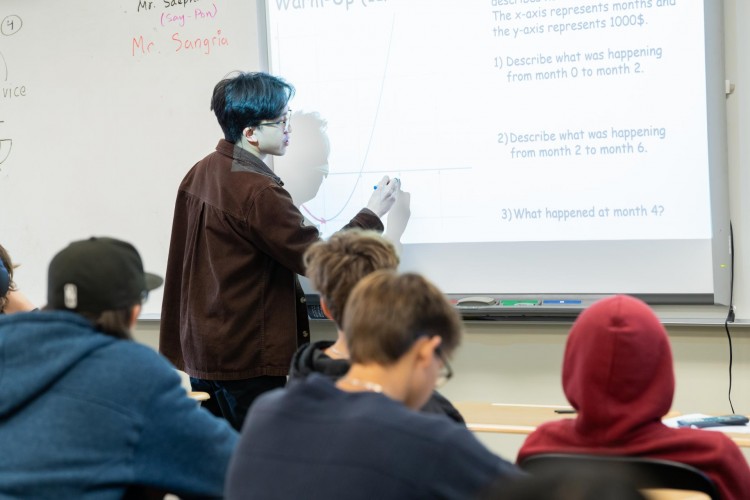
left=563, top=295, right=674, bottom=444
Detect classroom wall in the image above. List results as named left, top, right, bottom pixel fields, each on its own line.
left=725, top=0, right=750, bottom=317
left=134, top=318, right=750, bottom=463
left=133, top=0, right=750, bottom=464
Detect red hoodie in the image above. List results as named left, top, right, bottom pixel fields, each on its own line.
left=517, top=295, right=750, bottom=500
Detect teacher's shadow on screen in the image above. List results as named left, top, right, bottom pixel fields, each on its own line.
left=273, top=110, right=331, bottom=228
left=274, top=110, right=412, bottom=248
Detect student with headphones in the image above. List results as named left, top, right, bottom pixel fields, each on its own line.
left=0, top=244, right=35, bottom=314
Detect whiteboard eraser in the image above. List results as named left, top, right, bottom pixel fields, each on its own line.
left=456, top=296, right=497, bottom=307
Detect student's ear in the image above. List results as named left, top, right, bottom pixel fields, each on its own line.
left=414, top=335, right=442, bottom=369
left=320, top=298, right=334, bottom=321
left=129, top=304, right=141, bottom=329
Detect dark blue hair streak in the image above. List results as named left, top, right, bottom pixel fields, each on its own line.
left=210, top=71, right=295, bottom=143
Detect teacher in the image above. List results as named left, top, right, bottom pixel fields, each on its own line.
left=160, top=71, right=400, bottom=430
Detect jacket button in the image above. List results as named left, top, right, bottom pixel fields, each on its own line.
left=302, top=330, right=309, bottom=337
left=300, top=296, right=306, bottom=303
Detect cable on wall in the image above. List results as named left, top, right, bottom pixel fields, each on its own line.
left=723, top=221, right=735, bottom=414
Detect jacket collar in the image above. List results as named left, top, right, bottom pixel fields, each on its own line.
left=215, top=139, right=284, bottom=186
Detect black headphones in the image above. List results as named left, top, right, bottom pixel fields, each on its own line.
left=0, top=258, right=10, bottom=299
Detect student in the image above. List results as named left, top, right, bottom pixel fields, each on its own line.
left=160, top=71, right=401, bottom=430
left=0, top=237, right=238, bottom=498
left=289, top=229, right=465, bottom=423
left=226, top=271, right=521, bottom=499
left=0, top=243, right=36, bottom=314
left=516, top=294, right=750, bottom=500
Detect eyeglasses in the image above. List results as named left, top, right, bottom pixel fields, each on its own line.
left=435, top=347, right=453, bottom=387
left=257, top=109, right=292, bottom=132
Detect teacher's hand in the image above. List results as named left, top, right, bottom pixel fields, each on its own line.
left=366, top=176, right=401, bottom=218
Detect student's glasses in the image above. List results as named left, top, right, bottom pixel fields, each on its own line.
left=435, top=347, right=453, bottom=387
left=257, top=109, right=292, bottom=132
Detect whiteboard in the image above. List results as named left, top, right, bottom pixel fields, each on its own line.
left=0, top=0, right=732, bottom=321
left=0, top=0, right=262, bottom=316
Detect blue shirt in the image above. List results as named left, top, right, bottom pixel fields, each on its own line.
left=226, top=373, right=521, bottom=499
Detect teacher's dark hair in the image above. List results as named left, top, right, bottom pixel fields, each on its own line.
left=211, top=71, right=295, bottom=143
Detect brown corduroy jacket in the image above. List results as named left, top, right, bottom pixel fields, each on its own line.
left=159, top=140, right=383, bottom=380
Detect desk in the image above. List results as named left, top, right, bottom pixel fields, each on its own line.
left=454, top=402, right=576, bottom=434
left=455, top=402, right=749, bottom=448
left=188, top=391, right=210, bottom=402
left=720, top=432, right=750, bottom=448
left=642, top=490, right=709, bottom=500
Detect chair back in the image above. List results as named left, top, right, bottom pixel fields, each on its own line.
left=519, top=454, right=720, bottom=500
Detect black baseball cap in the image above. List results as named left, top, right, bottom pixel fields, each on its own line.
left=47, top=237, right=163, bottom=313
